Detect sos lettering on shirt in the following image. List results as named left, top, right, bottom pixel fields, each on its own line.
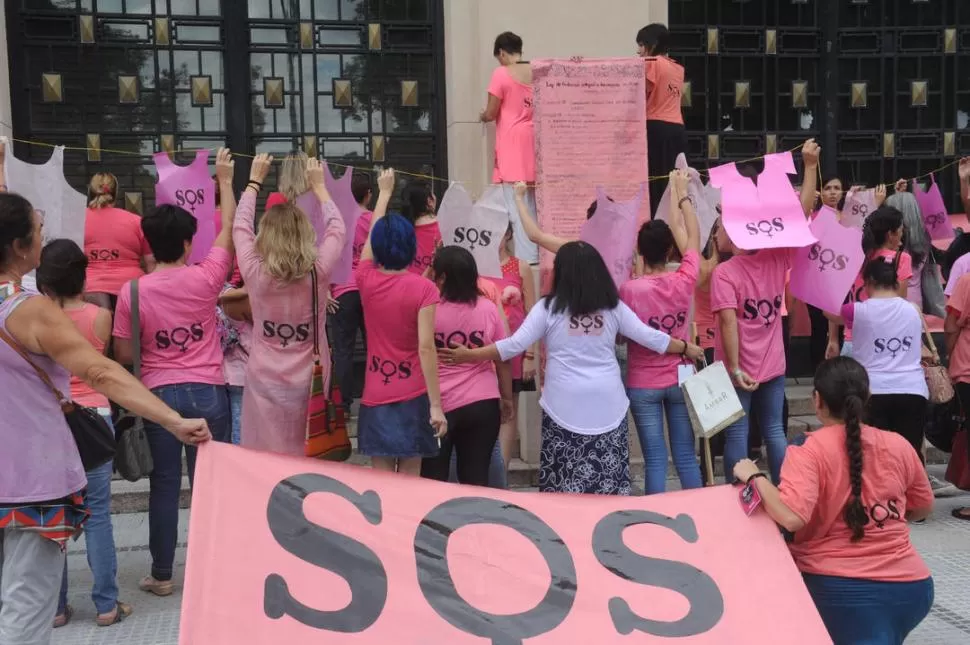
left=155, top=323, right=204, bottom=352
left=434, top=329, right=486, bottom=350
left=745, top=218, right=785, bottom=238
left=369, top=355, right=413, bottom=385
left=263, top=320, right=311, bottom=348
left=88, top=248, right=121, bottom=261
left=412, top=254, right=434, bottom=271
left=741, top=295, right=783, bottom=328
left=807, top=244, right=849, bottom=272
left=648, top=311, right=688, bottom=334
left=568, top=313, right=606, bottom=336
left=873, top=336, right=914, bottom=358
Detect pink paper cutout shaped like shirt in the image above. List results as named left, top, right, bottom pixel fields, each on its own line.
left=580, top=185, right=645, bottom=288
left=790, top=206, right=865, bottom=315
left=154, top=149, right=217, bottom=265
left=488, top=65, right=536, bottom=183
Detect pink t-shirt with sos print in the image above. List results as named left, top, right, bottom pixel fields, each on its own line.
left=844, top=249, right=913, bottom=342
left=435, top=297, right=506, bottom=413
left=113, top=246, right=232, bottom=390
left=407, top=220, right=442, bottom=276
left=357, top=259, right=440, bottom=406
left=84, top=207, right=153, bottom=296
left=621, top=250, right=700, bottom=389
left=331, top=210, right=373, bottom=299
left=487, top=65, right=535, bottom=183
left=711, top=248, right=791, bottom=383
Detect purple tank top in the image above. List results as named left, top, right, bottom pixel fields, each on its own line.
left=0, top=294, right=85, bottom=503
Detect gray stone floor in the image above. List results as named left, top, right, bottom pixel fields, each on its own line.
left=52, top=468, right=970, bottom=644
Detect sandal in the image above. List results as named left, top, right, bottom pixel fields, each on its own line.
left=96, top=601, right=132, bottom=627
left=53, top=605, right=73, bottom=628
left=139, top=575, right=174, bottom=597
left=951, top=507, right=970, bottom=521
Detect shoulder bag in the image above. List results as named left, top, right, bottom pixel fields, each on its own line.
left=305, top=268, right=352, bottom=461
left=0, top=323, right=115, bottom=472
left=114, top=279, right=154, bottom=482
left=921, top=314, right=954, bottom=405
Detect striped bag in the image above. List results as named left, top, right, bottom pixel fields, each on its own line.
left=305, top=268, right=352, bottom=461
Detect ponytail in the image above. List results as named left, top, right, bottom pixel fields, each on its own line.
left=842, top=394, right=866, bottom=541
left=87, top=172, right=118, bottom=209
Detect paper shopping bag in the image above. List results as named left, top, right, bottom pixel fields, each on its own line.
left=681, top=361, right=745, bottom=439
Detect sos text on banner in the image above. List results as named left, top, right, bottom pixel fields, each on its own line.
left=790, top=206, right=865, bottom=315
left=179, top=442, right=833, bottom=645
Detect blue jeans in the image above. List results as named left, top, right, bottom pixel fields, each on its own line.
left=228, top=385, right=244, bottom=445
left=723, top=375, right=788, bottom=484
left=629, top=386, right=702, bottom=494
left=448, top=439, right=507, bottom=489
left=802, top=574, right=933, bottom=644
left=58, top=413, right=118, bottom=615
left=841, top=340, right=853, bottom=357
left=145, top=383, right=231, bottom=581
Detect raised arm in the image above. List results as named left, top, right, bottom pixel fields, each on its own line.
left=799, top=139, right=820, bottom=219
left=232, top=153, right=273, bottom=284
left=305, top=158, right=346, bottom=279
left=360, top=168, right=395, bottom=264
left=667, top=169, right=700, bottom=254
left=960, top=158, right=970, bottom=217
left=513, top=181, right=568, bottom=254
left=212, top=148, right=237, bottom=253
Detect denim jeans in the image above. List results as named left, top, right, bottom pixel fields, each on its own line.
left=228, top=385, right=244, bottom=445
left=145, top=383, right=231, bottom=581
left=448, top=439, right=507, bottom=489
left=501, top=183, right=539, bottom=265
left=723, top=375, right=788, bottom=484
left=840, top=340, right=853, bottom=357
left=628, top=386, right=702, bottom=494
left=802, top=574, right=933, bottom=644
left=58, top=413, right=118, bottom=615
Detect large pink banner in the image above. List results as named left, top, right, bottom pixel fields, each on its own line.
left=180, top=442, right=832, bottom=644
left=790, top=207, right=865, bottom=314
left=533, top=58, right=649, bottom=288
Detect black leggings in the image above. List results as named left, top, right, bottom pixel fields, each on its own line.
left=866, top=393, right=927, bottom=463
left=422, top=399, right=500, bottom=486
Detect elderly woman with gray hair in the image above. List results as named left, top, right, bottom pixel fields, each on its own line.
left=886, top=188, right=942, bottom=316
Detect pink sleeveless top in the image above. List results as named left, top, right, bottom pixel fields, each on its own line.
left=65, top=303, right=110, bottom=409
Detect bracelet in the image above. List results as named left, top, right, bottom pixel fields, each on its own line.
left=679, top=340, right=688, bottom=356
left=745, top=472, right=768, bottom=485
left=678, top=196, right=692, bottom=209
left=246, top=180, right=262, bottom=189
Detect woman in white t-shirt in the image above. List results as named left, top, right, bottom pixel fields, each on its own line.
left=828, top=260, right=929, bottom=458
left=440, top=241, right=703, bottom=495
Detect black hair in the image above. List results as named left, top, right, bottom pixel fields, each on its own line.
left=36, top=239, right=87, bottom=299
left=637, top=220, right=675, bottom=266
left=0, top=193, right=36, bottom=269
left=813, top=357, right=870, bottom=542
left=862, top=257, right=899, bottom=290
left=586, top=196, right=615, bottom=220
left=636, top=23, right=670, bottom=55
left=351, top=171, right=373, bottom=206
left=141, top=204, right=198, bottom=263
left=432, top=246, right=479, bottom=305
left=943, top=231, right=970, bottom=281
left=861, top=205, right=903, bottom=257
left=545, top=241, right=619, bottom=316
left=493, top=31, right=523, bottom=57
left=821, top=173, right=842, bottom=189
left=401, top=180, right=434, bottom=224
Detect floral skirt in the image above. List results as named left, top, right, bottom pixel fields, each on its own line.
left=539, top=413, right=631, bottom=495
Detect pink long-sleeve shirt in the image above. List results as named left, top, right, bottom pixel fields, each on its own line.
left=233, top=190, right=345, bottom=455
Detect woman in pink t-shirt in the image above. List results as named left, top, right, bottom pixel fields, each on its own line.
left=83, top=172, right=155, bottom=309
left=357, top=169, right=447, bottom=476
left=734, top=357, right=934, bottom=644
left=481, top=31, right=538, bottom=265
left=400, top=180, right=442, bottom=275
left=422, top=246, right=512, bottom=486
left=621, top=170, right=702, bottom=494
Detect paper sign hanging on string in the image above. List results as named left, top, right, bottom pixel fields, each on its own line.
left=580, top=184, right=645, bottom=288
left=840, top=188, right=877, bottom=229
left=294, top=164, right=361, bottom=286
left=708, top=152, right=817, bottom=251
left=154, top=149, right=216, bottom=265
left=656, top=153, right=720, bottom=250
left=790, top=206, right=864, bottom=314
left=914, top=174, right=954, bottom=240
left=2, top=139, right=86, bottom=249
left=437, top=184, right=509, bottom=278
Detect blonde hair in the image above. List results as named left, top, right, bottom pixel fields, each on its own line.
left=279, top=152, right=309, bottom=202
left=88, top=172, right=118, bottom=208
left=255, top=202, right=317, bottom=282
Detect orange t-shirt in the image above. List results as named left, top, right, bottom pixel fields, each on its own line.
left=945, top=272, right=970, bottom=384
left=779, top=424, right=933, bottom=582
left=645, top=56, right=685, bottom=125
left=84, top=207, right=152, bottom=296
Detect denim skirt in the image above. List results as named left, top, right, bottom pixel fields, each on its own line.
left=357, top=393, right=439, bottom=458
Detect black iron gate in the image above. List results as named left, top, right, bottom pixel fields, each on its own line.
left=4, top=0, right=448, bottom=209
left=668, top=0, right=970, bottom=211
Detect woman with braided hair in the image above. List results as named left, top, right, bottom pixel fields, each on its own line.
left=734, top=357, right=934, bottom=645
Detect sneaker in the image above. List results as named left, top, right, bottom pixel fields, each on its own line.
left=138, top=576, right=174, bottom=597
left=929, top=474, right=959, bottom=498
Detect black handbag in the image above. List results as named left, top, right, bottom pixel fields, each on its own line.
left=115, top=279, right=154, bottom=482
left=926, top=397, right=963, bottom=454
left=0, top=326, right=115, bottom=471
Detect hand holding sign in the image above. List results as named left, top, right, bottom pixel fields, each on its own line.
left=437, top=184, right=509, bottom=278
left=657, top=154, right=719, bottom=249
left=841, top=188, right=877, bottom=229
left=790, top=206, right=864, bottom=314
left=295, top=162, right=361, bottom=285
left=914, top=174, right=954, bottom=240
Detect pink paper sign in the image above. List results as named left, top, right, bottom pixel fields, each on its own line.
left=914, top=174, right=954, bottom=240
left=533, top=58, right=649, bottom=289
left=656, top=153, right=721, bottom=249
left=154, top=149, right=216, bottom=264
left=295, top=164, right=361, bottom=286
left=790, top=206, right=864, bottom=314
left=708, top=152, right=817, bottom=251
left=580, top=185, right=645, bottom=287
left=180, top=441, right=833, bottom=644
left=437, top=184, right=509, bottom=278
left=840, top=188, right=877, bottom=229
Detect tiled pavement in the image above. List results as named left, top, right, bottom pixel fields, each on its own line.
left=52, top=467, right=970, bottom=645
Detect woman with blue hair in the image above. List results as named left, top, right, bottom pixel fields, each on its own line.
left=356, top=169, right=447, bottom=475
